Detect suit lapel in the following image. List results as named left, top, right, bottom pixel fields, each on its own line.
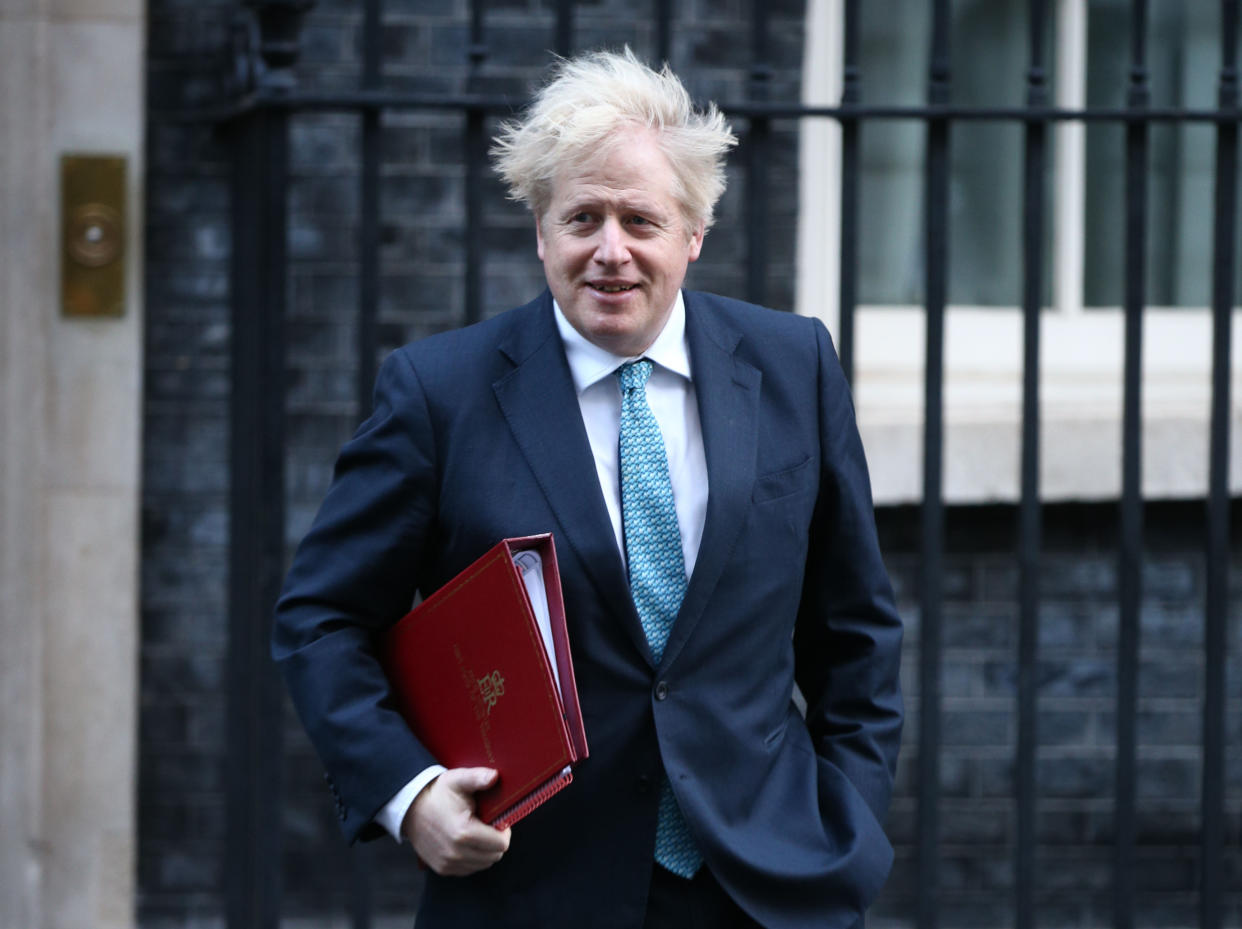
left=491, top=295, right=649, bottom=659
left=660, top=292, right=761, bottom=669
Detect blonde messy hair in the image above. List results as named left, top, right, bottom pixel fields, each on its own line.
left=490, top=47, right=737, bottom=233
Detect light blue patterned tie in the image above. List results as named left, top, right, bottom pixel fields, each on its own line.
left=617, top=359, right=702, bottom=878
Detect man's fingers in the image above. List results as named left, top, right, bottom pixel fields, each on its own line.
left=405, top=767, right=511, bottom=876
left=446, top=816, right=509, bottom=853
left=494, top=825, right=513, bottom=852
left=440, top=766, right=500, bottom=796
left=457, top=823, right=511, bottom=854
left=431, top=823, right=510, bottom=875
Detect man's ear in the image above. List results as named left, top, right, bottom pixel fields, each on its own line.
left=535, top=215, right=545, bottom=261
left=687, top=222, right=705, bottom=263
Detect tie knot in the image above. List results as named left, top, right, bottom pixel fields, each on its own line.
left=617, top=359, right=654, bottom=392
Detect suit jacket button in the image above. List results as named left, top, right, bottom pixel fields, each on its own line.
left=654, top=681, right=669, bottom=701
left=635, top=774, right=653, bottom=795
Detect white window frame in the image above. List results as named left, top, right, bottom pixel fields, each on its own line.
left=797, top=0, right=1242, bottom=505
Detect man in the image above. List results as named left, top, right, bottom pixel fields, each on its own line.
left=273, top=48, right=903, bottom=929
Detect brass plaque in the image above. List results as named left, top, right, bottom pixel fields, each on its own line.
left=61, top=154, right=126, bottom=317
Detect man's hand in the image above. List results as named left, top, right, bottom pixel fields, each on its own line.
left=403, top=767, right=512, bottom=876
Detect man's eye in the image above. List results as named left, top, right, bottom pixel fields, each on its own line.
left=571, top=212, right=594, bottom=223
left=628, top=216, right=651, bottom=226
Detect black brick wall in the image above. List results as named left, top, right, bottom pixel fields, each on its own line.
left=140, top=1, right=1240, bottom=926
left=873, top=501, right=1242, bottom=929
left=142, top=1, right=235, bottom=916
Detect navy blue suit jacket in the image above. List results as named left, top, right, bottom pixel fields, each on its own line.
left=273, top=290, right=904, bottom=929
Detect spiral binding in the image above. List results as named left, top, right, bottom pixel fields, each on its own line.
left=491, top=769, right=574, bottom=829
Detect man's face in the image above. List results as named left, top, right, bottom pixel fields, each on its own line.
left=536, top=130, right=705, bottom=357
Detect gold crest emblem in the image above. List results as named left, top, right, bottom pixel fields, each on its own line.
left=477, top=670, right=505, bottom=714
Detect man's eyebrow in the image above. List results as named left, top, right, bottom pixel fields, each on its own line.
left=560, top=188, right=669, bottom=210
left=624, top=200, right=668, bottom=217
left=562, top=198, right=670, bottom=221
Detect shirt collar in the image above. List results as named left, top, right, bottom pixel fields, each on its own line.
left=553, top=292, right=692, bottom=394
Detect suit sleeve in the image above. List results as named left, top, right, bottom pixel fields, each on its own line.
left=271, top=347, right=441, bottom=843
left=793, top=316, right=904, bottom=826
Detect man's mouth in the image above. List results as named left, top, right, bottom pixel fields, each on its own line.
left=589, top=282, right=639, bottom=293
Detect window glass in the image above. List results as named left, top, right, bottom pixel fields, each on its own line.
left=853, top=0, right=1233, bottom=310
left=1085, top=0, right=1222, bottom=307
left=947, top=0, right=1046, bottom=307
left=857, top=0, right=1053, bottom=306
left=857, top=0, right=929, bottom=305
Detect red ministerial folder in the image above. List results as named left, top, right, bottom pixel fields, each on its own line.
left=382, top=534, right=588, bottom=829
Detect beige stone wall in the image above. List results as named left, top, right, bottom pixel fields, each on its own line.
left=0, top=1, right=144, bottom=927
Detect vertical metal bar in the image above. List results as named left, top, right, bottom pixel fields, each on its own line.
left=471, top=0, right=486, bottom=58
left=1115, top=3, right=1148, bottom=929
left=655, top=0, right=672, bottom=65
left=347, top=0, right=384, bottom=921
left=1201, top=5, right=1237, bottom=929
left=919, top=2, right=951, bottom=927
left=464, top=0, right=487, bottom=327
left=745, top=0, right=771, bottom=306
left=1016, top=3, right=1049, bottom=928
left=357, top=0, right=381, bottom=417
left=464, top=114, right=485, bottom=325
left=555, top=0, right=573, bottom=56
left=837, top=0, right=861, bottom=384
left=226, top=105, right=288, bottom=929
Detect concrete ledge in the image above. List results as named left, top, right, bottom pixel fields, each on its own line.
left=848, top=307, right=1242, bottom=504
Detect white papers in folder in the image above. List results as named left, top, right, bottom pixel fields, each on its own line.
left=512, top=550, right=561, bottom=694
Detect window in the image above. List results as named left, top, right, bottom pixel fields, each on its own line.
left=1085, top=0, right=1224, bottom=307
left=798, top=0, right=1242, bottom=505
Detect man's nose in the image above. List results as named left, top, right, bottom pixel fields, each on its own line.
left=593, top=218, right=630, bottom=265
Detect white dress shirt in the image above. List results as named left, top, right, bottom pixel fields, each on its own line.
left=553, top=292, right=709, bottom=578
left=375, top=292, right=709, bottom=841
